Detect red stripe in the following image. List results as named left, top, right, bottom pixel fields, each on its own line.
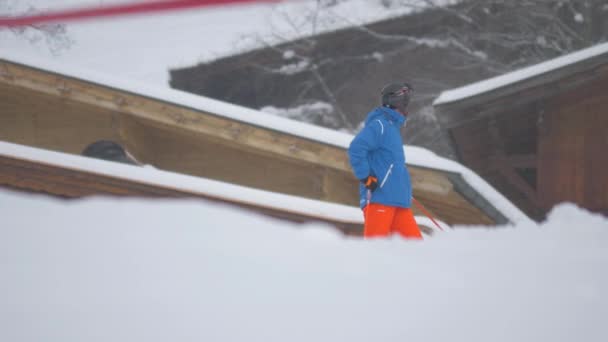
left=413, top=197, right=445, bottom=231
left=0, top=0, right=280, bottom=27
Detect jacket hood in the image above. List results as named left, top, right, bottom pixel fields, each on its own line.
left=365, top=106, right=406, bottom=127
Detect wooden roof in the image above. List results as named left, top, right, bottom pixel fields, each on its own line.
left=0, top=56, right=513, bottom=227
left=0, top=142, right=369, bottom=235
left=434, top=44, right=608, bottom=220
left=434, top=43, right=608, bottom=127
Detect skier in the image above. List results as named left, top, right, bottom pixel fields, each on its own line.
left=347, top=82, right=422, bottom=239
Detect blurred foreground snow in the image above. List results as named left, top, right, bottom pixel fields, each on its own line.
left=1, top=189, right=607, bottom=342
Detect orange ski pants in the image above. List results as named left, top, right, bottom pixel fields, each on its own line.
left=363, top=203, right=422, bottom=239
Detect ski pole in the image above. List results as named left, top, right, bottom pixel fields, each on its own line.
left=363, top=189, right=371, bottom=234
left=412, top=197, right=444, bottom=231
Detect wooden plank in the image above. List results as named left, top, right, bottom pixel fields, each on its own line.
left=0, top=154, right=364, bottom=235
left=584, top=106, right=608, bottom=213
left=0, top=60, right=353, bottom=173
left=415, top=192, right=495, bottom=226
left=410, top=167, right=453, bottom=195
left=0, top=82, right=123, bottom=154
left=487, top=115, right=541, bottom=207
left=539, top=77, right=608, bottom=213
left=490, top=157, right=540, bottom=207
left=0, top=79, right=361, bottom=206
left=449, top=118, right=496, bottom=170
left=539, top=87, right=588, bottom=209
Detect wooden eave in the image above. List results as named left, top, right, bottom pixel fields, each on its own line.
left=434, top=52, right=608, bottom=128
left=0, top=58, right=351, bottom=174
left=433, top=51, right=608, bottom=220
left=0, top=152, right=363, bottom=235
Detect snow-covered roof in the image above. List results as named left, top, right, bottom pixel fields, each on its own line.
left=0, top=51, right=470, bottom=171
left=0, top=140, right=363, bottom=225
left=2, top=189, right=608, bottom=342
left=0, top=140, right=453, bottom=231
left=434, top=42, right=608, bottom=106
left=0, top=51, right=531, bottom=225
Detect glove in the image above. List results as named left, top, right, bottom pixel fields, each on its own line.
left=361, top=176, right=378, bottom=192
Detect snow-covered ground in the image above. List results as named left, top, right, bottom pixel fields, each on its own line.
left=1, top=188, right=607, bottom=342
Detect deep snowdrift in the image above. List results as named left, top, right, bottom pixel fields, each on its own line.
left=1, top=189, right=607, bottom=342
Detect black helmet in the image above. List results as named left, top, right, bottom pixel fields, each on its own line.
left=82, top=140, right=138, bottom=165
left=381, top=82, right=413, bottom=112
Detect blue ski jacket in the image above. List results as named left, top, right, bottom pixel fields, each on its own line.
left=348, top=106, right=412, bottom=209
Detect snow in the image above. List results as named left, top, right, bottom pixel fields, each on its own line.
left=262, top=101, right=334, bottom=117
left=0, top=0, right=453, bottom=85
left=275, top=59, right=310, bottom=75
left=261, top=101, right=336, bottom=125
left=1, top=189, right=607, bottom=342
left=433, top=41, right=608, bottom=105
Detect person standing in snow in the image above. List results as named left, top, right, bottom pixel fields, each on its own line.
left=347, top=82, right=422, bottom=239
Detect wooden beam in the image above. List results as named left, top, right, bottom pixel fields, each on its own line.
left=410, top=167, right=453, bottom=195
left=488, top=155, right=540, bottom=207
left=0, top=60, right=351, bottom=173
left=0, top=154, right=364, bottom=235
left=485, top=118, right=541, bottom=208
